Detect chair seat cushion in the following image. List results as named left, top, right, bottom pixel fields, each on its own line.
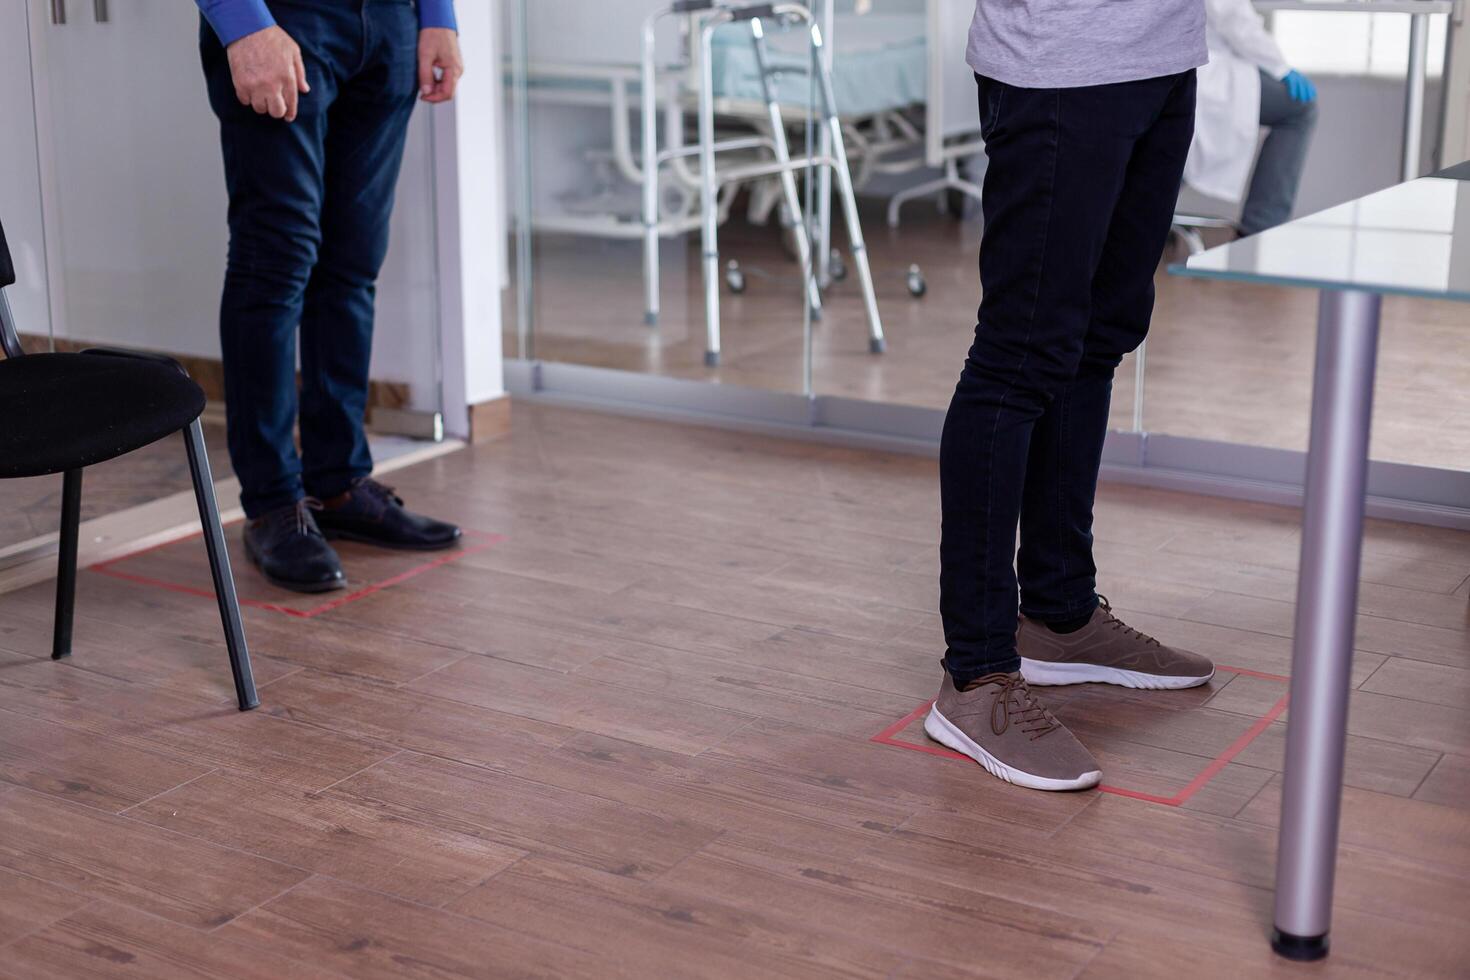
left=0, top=353, right=207, bottom=478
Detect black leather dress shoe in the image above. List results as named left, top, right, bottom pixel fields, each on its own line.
left=243, top=500, right=347, bottom=593
left=314, top=477, right=461, bottom=552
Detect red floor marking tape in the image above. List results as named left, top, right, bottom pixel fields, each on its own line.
left=870, top=665, right=1290, bottom=807
left=90, top=528, right=504, bottom=619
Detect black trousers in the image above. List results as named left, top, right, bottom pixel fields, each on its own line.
left=940, top=70, right=1196, bottom=684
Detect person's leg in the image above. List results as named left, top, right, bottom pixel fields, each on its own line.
left=297, top=1, right=418, bottom=501
left=1240, top=69, right=1318, bottom=235
left=200, top=16, right=339, bottom=518
left=1017, top=71, right=1198, bottom=623
left=300, top=2, right=461, bottom=553
left=939, top=75, right=1167, bottom=686
left=1015, top=72, right=1215, bottom=691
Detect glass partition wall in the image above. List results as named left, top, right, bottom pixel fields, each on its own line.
left=504, top=0, right=1467, bottom=524
left=1139, top=5, right=1462, bottom=473
left=503, top=0, right=827, bottom=394
left=503, top=0, right=1136, bottom=424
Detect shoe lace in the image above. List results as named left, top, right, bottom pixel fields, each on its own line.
left=275, top=497, right=324, bottom=538
left=353, top=477, right=404, bottom=508
left=981, top=674, right=1059, bottom=741
left=1097, top=595, right=1159, bottom=647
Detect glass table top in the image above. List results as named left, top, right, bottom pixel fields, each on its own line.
left=1170, top=163, right=1470, bottom=303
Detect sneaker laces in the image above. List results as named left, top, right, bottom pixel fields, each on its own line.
left=976, top=673, right=1059, bottom=741
left=1097, top=595, right=1159, bottom=647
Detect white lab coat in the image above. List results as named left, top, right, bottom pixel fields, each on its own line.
left=1184, top=0, right=1293, bottom=201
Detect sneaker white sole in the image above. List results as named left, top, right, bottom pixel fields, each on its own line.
left=1020, top=658, right=1215, bottom=690
left=923, top=704, right=1101, bottom=792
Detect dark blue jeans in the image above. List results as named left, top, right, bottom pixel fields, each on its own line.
left=201, top=0, right=419, bottom=517
left=940, top=71, right=1196, bottom=684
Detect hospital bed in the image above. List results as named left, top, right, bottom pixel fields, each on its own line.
left=705, top=1, right=985, bottom=254
left=708, top=11, right=926, bottom=118
left=515, top=2, right=934, bottom=228
left=885, top=0, right=984, bottom=230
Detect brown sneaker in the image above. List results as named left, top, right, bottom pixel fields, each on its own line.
left=924, top=672, right=1102, bottom=791
left=1018, top=596, right=1215, bottom=690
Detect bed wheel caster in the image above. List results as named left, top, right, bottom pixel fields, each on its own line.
left=829, top=249, right=847, bottom=282
left=906, top=264, right=927, bottom=298
left=869, top=337, right=887, bottom=354
left=725, top=260, right=746, bottom=294
left=704, top=350, right=720, bottom=367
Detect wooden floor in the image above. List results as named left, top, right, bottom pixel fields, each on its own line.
left=0, top=404, right=1467, bottom=978
left=510, top=203, right=1470, bottom=470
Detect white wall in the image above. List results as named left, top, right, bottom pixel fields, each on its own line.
left=1445, top=17, right=1470, bottom=167
left=37, top=2, right=228, bottom=356
left=0, top=0, right=50, bottom=338
left=4, top=1, right=453, bottom=414
left=432, top=0, right=507, bottom=438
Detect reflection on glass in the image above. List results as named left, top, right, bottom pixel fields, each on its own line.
left=1160, top=173, right=1470, bottom=468
left=0, top=3, right=237, bottom=555
left=1179, top=177, right=1470, bottom=301
left=800, top=0, right=976, bottom=409
left=0, top=2, right=444, bottom=557
left=502, top=0, right=831, bottom=394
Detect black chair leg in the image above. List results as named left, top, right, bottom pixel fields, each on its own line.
left=52, top=468, right=82, bottom=660
left=183, top=419, right=259, bottom=711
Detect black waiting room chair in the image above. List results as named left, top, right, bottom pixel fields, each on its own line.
left=0, top=218, right=258, bottom=710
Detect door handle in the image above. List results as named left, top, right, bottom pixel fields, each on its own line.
left=50, top=0, right=65, bottom=24
left=93, top=0, right=107, bottom=22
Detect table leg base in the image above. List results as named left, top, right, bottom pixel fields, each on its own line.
left=1272, top=928, right=1329, bottom=961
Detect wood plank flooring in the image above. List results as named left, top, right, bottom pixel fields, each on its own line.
left=0, top=404, right=1466, bottom=978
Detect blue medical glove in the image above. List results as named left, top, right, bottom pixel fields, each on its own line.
left=1284, top=69, right=1317, bottom=103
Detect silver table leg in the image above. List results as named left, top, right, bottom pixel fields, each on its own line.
left=1271, top=288, right=1381, bottom=962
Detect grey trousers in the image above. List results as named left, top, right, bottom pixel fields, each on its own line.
left=1240, top=69, right=1319, bottom=235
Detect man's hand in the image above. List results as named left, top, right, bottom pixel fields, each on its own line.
left=227, top=25, right=309, bottom=121
left=418, top=28, right=464, bottom=103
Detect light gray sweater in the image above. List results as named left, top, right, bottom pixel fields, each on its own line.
left=967, top=0, right=1208, bottom=89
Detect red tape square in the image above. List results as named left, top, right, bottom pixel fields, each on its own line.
left=870, top=665, right=1290, bottom=806
left=90, top=526, right=504, bottom=619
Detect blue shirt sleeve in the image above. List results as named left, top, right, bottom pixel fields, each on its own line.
left=197, top=0, right=453, bottom=44
left=418, top=0, right=457, bottom=32
left=196, top=0, right=276, bottom=46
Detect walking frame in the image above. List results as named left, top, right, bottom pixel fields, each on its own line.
left=642, top=0, right=886, bottom=366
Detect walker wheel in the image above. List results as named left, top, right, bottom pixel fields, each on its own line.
left=829, top=249, right=848, bottom=282
left=725, top=260, right=746, bottom=294
left=906, top=264, right=927, bottom=298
